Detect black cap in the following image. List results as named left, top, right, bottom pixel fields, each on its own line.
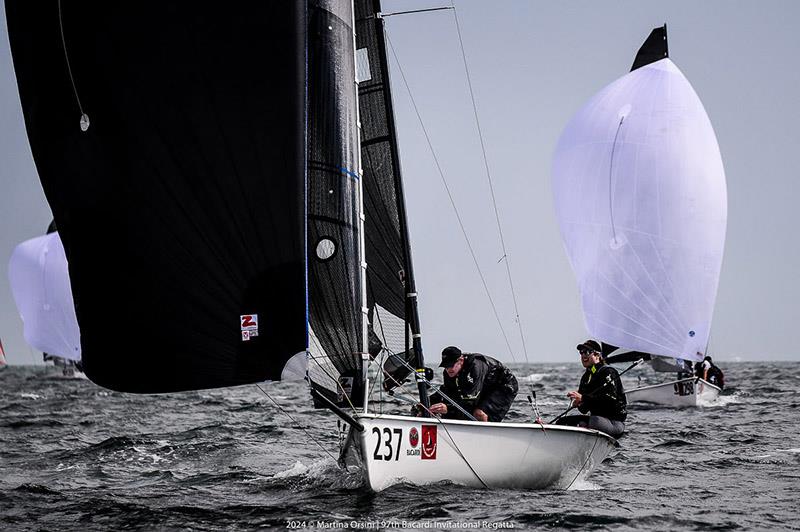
left=439, top=346, right=462, bottom=367
left=576, top=339, right=602, bottom=354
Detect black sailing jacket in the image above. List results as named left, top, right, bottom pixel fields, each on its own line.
left=434, top=354, right=516, bottom=418
left=577, top=363, right=627, bottom=422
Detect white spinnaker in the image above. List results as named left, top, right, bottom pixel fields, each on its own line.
left=8, top=232, right=81, bottom=361
left=552, top=59, right=727, bottom=362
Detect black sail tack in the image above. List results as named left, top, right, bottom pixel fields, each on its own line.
left=6, top=2, right=308, bottom=392
left=306, top=0, right=365, bottom=406
left=630, top=24, right=669, bottom=71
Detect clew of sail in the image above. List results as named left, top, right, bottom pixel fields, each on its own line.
left=552, top=28, right=727, bottom=363
left=8, top=232, right=81, bottom=361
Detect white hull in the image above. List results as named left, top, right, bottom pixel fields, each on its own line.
left=344, top=413, right=616, bottom=491
left=625, top=378, right=721, bottom=407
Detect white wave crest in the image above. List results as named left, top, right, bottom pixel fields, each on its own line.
left=519, top=373, right=548, bottom=383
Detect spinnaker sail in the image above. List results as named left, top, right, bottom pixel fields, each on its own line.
left=552, top=26, right=727, bottom=362
left=8, top=232, right=81, bottom=361
left=7, top=3, right=308, bottom=392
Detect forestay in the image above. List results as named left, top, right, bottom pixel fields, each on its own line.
left=552, top=29, right=727, bottom=362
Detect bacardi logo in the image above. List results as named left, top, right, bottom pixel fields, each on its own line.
left=409, top=427, right=419, bottom=448
left=421, top=425, right=437, bottom=460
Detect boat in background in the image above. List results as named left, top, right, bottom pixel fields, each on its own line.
left=8, top=229, right=83, bottom=378
left=7, top=0, right=615, bottom=490
left=0, top=338, right=7, bottom=371
left=602, top=349, right=721, bottom=407
left=552, top=25, right=727, bottom=408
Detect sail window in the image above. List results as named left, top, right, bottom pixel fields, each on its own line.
left=315, top=238, right=337, bottom=262
left=355, top=48, right=372, bottom=82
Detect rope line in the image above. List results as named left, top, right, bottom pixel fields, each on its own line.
left=450, top=2, right=530, bottom=363
left=384, top=31, right=516, bottom=361
left=254, top=383, right=337, bottom=462
left=57, top=0, right=89, bottom=131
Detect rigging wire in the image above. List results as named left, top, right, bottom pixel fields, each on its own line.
left=450, top=2, right=530, bottom=363
left=378, top=368, right=489, bottom=488
left=254, top=383, right=337, bottom=462
left=384, top=32, right=517, bottom=362
left=57, top=0, right=89, bottom=131
left=380, top=7, right=454, bottom=18
left=307, top=352, right=358, bottom=414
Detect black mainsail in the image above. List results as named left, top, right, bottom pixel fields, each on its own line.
left=6, top=3, right=308, bottom=392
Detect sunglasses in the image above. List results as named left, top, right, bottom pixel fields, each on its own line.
left=579, top=350, right=597, bottom=357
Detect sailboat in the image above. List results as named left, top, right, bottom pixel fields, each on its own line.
left=8, top=225, right=84, bottom=378
left=6, top=0, right=615, bottom=490
left=0, top=338, right=7, bottom=371
left=552, top=25, right=727, bottom=408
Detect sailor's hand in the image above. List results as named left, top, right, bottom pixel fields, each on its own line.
left=473, top=408, right=489, bottom=422
left=534, top=417, right=545, bottom=425
left=429, top=403, right=448, bottom=415
left=567, top=391, right=582, bottom=406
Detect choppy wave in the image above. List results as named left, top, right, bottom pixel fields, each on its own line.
left=1, top=361, right=798, bottom=530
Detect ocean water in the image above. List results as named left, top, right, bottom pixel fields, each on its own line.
left=1, top=362, right=798, bottom=531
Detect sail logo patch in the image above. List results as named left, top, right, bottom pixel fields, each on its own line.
left=421, top=425, right=437, bottom=460
left=240, top=314, right=259, bottom=341
left=409, top=427, right=419, bottom=448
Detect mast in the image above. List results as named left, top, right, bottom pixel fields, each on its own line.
left=374, top=7, right=429, bottom=410
left=351, top=0, right=370, bottom=411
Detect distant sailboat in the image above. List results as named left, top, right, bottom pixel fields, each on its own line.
left=0, top=338, right=7, bottom=371
left=7, top=0, right=615, bottom=490
left=8, top=228, right=83, bottom=378
left=552, top=25, right=727, bottom=407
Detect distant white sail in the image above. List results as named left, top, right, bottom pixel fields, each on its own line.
left=0, top=338, right=7, bottom=369
left=552, top=58, right=727, bottom=362
left=8, top=232, right=81, bottom=361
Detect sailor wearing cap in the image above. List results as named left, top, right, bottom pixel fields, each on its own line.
left=555, top=340, right=627, bottom=438
left=427, top=346, right=518, bottom=422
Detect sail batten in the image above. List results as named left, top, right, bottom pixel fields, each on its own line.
left=553, top=30, right=727, bottom=363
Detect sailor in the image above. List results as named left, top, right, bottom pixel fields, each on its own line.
left=427, top=346, right=518, bottom=422
left=696, top=355, right=725, bottom=389
left=556, top=340, right=627, bottom=438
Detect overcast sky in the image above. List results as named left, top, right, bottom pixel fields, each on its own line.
left=1, top=1, right=798, bottom=365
